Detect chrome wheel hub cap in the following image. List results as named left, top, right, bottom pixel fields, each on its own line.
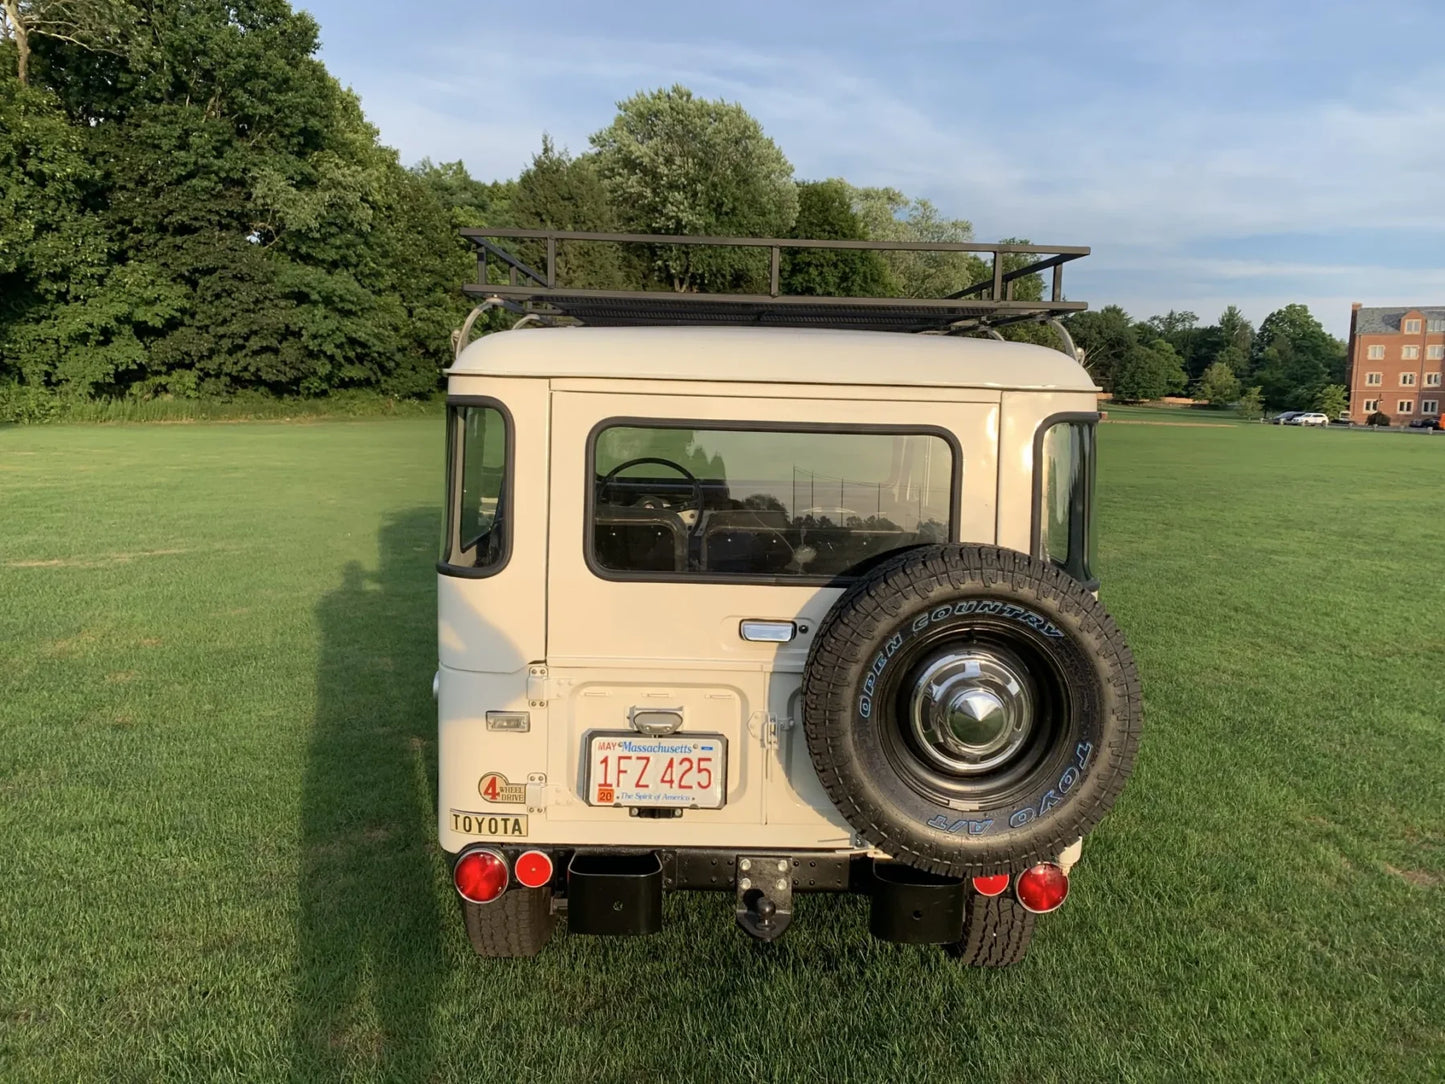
left=908, top=647, right=1034, bottom=774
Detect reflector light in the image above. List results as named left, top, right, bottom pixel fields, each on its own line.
left=972, top=873, right=1010, bottom=897
left=1015, top=862, right=1069, bottom=913
left=513, top=850, right=554, bottom=889
left=454, top=848, right=508, bottom=904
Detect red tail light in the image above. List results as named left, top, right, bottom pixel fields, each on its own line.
left=513, top=850, right=554, bottom=889
left=454, top=848, right=508, bottom=904
left=1015, top=862, right=1069, bottom=913
left=972, top=873, right=1010, bottom=898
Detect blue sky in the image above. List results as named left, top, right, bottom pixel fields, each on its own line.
left=298, top=0, right=1445, bottom=337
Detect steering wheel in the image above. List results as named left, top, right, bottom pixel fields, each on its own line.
left=597, top=457, right=705, bottom=523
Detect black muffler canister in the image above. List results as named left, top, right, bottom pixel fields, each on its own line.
left=567, top=852, right=664, bottom=936
left=869, top=861, right=967, bottom=944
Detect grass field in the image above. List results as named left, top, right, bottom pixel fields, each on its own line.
left=1, top=417, right=1442, bottom=1082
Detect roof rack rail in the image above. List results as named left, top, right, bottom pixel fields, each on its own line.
left=459, top=228, right=1088, bottom=336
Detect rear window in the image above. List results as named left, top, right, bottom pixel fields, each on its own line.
left=1035, top=416, right=1097, bottom=586
left=440, top=400, right=511, bottom=575
left=589, top=423, right=956, bottom=581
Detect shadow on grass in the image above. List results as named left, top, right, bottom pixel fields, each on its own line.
left=292, top=508, right=446, bottom=1078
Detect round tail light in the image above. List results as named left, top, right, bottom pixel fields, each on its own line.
left=513, top=850, right=554, bottom=889
left=454, top=848, right=508, bottom=904
left=1015, top=862, right=1069, bottom=913
left=971, top=873, right=1010, bottom=898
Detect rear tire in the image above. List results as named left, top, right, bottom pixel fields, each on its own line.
left=461, top=886, right=556, bottom=958
left=946, top=891, right=1036, bottom=967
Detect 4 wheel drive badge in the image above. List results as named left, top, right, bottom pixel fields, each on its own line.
left=478, top=772, right=526, bottom=804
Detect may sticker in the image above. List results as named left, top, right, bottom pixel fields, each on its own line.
left=478, top=773, right=526, bottom=804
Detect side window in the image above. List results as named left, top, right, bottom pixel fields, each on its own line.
left=1035, top=416, right=1097, bottom=586
left=440, top=401, right=511, bottom=574
left=589, top=424, right=956, bottom=580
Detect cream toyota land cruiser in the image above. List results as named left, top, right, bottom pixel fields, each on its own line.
left=435, top=231, right=1142, bottom=965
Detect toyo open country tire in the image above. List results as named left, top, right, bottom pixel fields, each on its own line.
left=801, top=544, right=1142, bottom=876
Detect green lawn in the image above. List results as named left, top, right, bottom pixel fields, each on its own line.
left=1, top=418, right=1441, bottom=1082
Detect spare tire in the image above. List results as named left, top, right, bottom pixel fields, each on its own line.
left=801, top=544, right=1141, bottom=876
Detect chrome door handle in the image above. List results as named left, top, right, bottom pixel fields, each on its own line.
left=739, top=620, right=796, bottom=643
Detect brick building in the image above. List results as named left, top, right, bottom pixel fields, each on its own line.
left=1346, top=305, right=1445, bottom=423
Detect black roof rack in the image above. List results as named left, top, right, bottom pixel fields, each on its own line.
left=459, top=229, right=1088, bottom=335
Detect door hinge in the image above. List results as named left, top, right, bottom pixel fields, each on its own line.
left=765, top=714, right=795, bottom=750
left=526, top=664, right=571, bottom=707
left=526, top=772, right=548, bottom=813
left=526, top=664, right=548, bottom=707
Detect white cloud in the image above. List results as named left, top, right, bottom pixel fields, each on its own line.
left=326, top=13, right=1445, bottom=334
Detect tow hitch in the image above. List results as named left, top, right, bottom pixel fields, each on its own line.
left=735, top=855, right=794, bottom=941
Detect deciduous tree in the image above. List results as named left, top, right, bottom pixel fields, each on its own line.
left=411, top=158, right=515, bottom=229
left=3, top=0, right=467, bottom=400
left=1215, top=343, right=1249, bottom=378
left=846, top=185, right=986, bottom=298
left=1, top=0, right=133, bottom=86
left=1195, top=361, right=1241, bottom=406
left=1112, top=339, right=1186, bottom=402
left=1066, top=305, right=1137, bottom=391
left=1314, top=383, right=1347, bottom=420
left=780, top=179, right=890, bottom=296
left=590, top=85, right=797, bottom=291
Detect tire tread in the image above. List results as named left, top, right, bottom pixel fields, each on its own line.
left=947, top=892, right=1036, bottom=967
left=800, top=543, right=1143, bottom=876
left=460, top=887, right=555, bottom=958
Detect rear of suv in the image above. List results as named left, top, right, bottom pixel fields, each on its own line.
left=435, top=231, right=1143, bottom=966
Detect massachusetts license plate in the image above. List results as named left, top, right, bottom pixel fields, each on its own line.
left=586, top=733, right=726, bottom=809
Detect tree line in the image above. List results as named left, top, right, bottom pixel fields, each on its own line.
left=1068, top=303, right=1348, bottom=416
left=1, top=0, right=1344, bottom=416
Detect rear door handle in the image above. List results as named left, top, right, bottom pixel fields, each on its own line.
left=739, top=620, right=796, bottom=643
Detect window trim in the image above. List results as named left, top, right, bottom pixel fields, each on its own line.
left=1426, top=346, right=1444, bottom=361
left=1401, top=372, right=1417, bottom=386
left=1426, top=371, right=1442, bottom=385
left=1365, top=371, right=1382, bottom=385
left=1422, top=399, right=1439, bottom=415
left=1401, top=346, right=1421, bottom=361
left=1404, top=319, right=1422, bottom=334
left=1366, top=345, right=1385, bottom=360
left=1030, top=411, right=1101, bottom=589
left=1362, top=399, right=1380, bottom=412
left=1397, top=400, right=1414, bottom=414
left=582, top=416, right=963, bottom=586
left=438, top=394, right=515, bottom=580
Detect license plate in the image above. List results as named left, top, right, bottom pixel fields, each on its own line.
left=586, top=733, right=726, bottom=809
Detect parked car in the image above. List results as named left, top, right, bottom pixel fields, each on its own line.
left=1270, top=411, right=1302, bottom=425
left=1408, top=416, right=1442, bottom=430
left=437, top=229, right=1143, bottom=966
left=1293, top=412, right=1330, bottom=427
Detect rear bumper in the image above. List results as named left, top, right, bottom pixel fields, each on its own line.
left=447, top=844, right=1071, bottom=944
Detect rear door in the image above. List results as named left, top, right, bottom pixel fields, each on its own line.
left=543, top=389, right=998, bottom=847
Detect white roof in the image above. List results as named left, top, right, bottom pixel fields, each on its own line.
left=450, top=326, right=1096, bottom=392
